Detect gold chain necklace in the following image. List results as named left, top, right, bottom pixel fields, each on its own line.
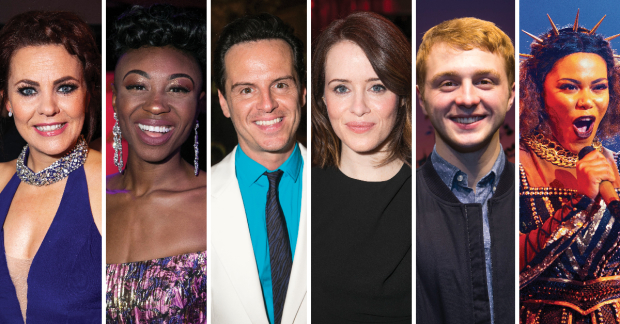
left=523, top=132, right=602, bottom=168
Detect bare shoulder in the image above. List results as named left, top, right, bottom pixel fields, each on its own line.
left=84, top=149, right=102, bottom=233
left=0, top=160, right=17, bottom=191
left=106, top=173, right=123, bottom=192
left=519, top=146, right=535, bottom=167
left=84, top=149, right=102, bottom=189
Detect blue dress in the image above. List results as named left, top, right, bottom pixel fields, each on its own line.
left=0, top=165, right=102, bottom=323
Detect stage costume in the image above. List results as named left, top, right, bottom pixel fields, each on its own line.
left=520, top=153, right=620, bottom=323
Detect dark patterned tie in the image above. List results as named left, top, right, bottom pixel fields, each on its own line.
left=265, top=170, right=292, bottom=324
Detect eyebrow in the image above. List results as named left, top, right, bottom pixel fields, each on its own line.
left=14, top=76, right=80, bottom=87
left=169, top=73, right=195, bottom=86
left=230, top=75, right=296, bottom=91
left=123, top=70, right=149, bottom=80
left=272, top=76, right=296, bottom=84
left=558, top=78, right=608, bottom=84
left=429, top=69, right=502, bottom=85
left=14, top=79, right=39, bottom=87
left=327, top=77, right=381, bottom=85
left=53, top=76, right=79, bottom=86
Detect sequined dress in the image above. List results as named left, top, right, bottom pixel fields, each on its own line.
left=106, top=250, right=207, bottom=323
left=519, top=153, right=620, bottom=324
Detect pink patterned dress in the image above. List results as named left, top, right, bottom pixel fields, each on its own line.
left=106, top=251, right=206, bottom=323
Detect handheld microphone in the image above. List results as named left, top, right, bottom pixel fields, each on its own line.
left=578, top=146, right=620, bottom=204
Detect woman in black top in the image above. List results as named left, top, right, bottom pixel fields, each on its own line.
left=311, top=11, right=412, bottom=323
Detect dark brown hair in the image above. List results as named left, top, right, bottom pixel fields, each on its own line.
left=0, top=11, right=100, bottom=143
left=520, top=26, right=620, bottom=140
left=213, top=13, right=304, bottom=95
left=311, top=11, right=411, bottom=168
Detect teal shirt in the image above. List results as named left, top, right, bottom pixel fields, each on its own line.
left=235, top=144, right=303, bottom=324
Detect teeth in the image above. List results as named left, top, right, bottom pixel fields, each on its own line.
left=36, top=124, right=64, bottom=132
left=138, top=124, right=171, bottom=133
left=574, top=118, right=594, bottom=134
left=453, top=116, right=484, bottom=124
left=255, top=118, right=282, bottom=126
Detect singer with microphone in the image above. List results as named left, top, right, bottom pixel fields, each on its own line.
left=519, top=11, right=620, bottom=323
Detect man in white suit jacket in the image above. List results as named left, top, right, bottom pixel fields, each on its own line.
left=211, top=13, right=307, bottom=324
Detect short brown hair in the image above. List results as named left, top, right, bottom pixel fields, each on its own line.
left=0, top=11, right=100, bottom=143
left=311, top=12, right=411, bottom=168
left=416, top=17, right=514, bottom=96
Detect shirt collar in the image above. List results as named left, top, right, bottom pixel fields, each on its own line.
left=235, top=143, right=302, bottom=187
left=431, top=145, right=505, bottom=190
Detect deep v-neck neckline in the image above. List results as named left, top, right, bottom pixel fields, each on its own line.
left=1, top=171, right=71, bottom=322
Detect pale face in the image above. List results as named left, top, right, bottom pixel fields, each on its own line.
left=218, top=39, right=305, bottom=161
left=419, top=43, right=514, bottom=153
left=543, top=52, right=608, bottom=154
left=113, top=46, right=204, bottom=163
left=323, top=41, right=399, bottom=157
left=5, top=45, right=88, bottom=160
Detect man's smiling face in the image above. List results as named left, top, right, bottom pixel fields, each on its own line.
left=419, top=43, right=514, bottom=153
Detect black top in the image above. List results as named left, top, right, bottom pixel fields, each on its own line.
left=416, top=155, right=515, bottom=324
left=311, top=165, right=412, bottom=323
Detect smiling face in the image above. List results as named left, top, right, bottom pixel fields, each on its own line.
left=323, top=41, right=399, bottom=157
left=5, top=45, right=88, bottom=161
left=419, top=43, right=514, bottom=154
left=113, top=46, right=204, bottom=163
left=543, top=52, right=609, bottom=154
left=218, top=39, right=305, bottom=164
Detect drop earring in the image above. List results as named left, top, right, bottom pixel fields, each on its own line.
left=194, top=119, right=199, bottom=176
left=113, top=113, right=124, bottom=174
left=8, top=110, right=12, bottom=117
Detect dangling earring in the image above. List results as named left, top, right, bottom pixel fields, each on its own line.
left=193, top=119, right=199, bottom=176
left=8, top=110, right=12, bottom=117
left=112, top=113, right=124, bottom=174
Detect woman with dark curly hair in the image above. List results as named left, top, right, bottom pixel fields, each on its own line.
left=519, top=12, right=620, bottom=323
left=311, top=11, right=411, bottom=323
left=0, top=11, right=102, bottom=323
left=105, top=4, right=206, bottom=323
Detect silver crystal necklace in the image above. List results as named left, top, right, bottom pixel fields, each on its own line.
left=16, top=135, right=88, bottom=186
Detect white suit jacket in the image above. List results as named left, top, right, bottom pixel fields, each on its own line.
left=211, top=145, right=307, bottom=324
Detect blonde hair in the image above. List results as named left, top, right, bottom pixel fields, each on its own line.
left=416, top=17, right=514, bottom=96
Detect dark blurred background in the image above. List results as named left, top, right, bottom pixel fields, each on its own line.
left=311, top=0, right=411, bottom=39
left=106, top=0, right=207, bottom=175
left=0, top=0, right=102, bottom=162
left=210, top=0, right=307, bottom=166
left=416, top=0, right=516, bottom=167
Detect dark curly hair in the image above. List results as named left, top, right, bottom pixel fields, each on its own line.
left=110, top=4, right=206, bottom=91
left=213, top=13, right=305, bottom=95
left=311, top=12, right=411, bottom=168
left=520, top=26, right=620, bottom=141
left=0, top=11, right=100, bottom=143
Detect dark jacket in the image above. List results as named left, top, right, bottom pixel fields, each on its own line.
left=416, top=154, right=515, bottom=324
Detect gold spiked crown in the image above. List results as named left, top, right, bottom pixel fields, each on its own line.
left=520, top=9, right=620, bottom=60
